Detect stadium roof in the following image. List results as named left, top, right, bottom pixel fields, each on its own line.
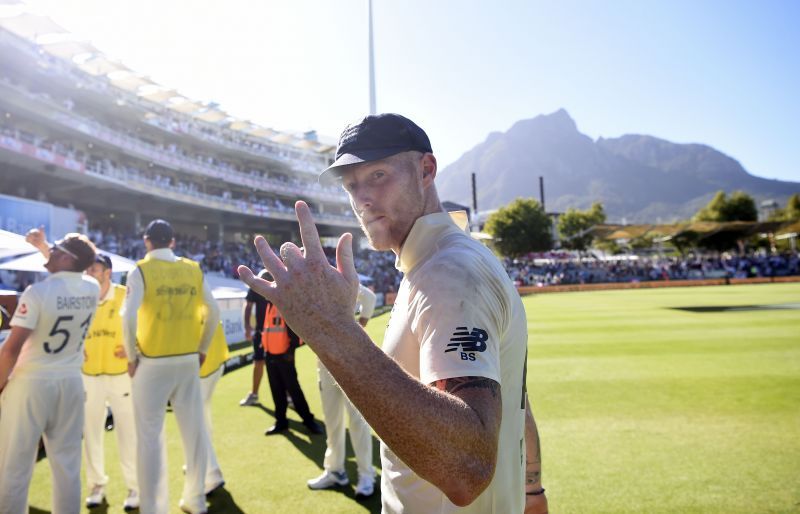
left=78, top=55, right=130, bottom=76
left=40, top=39, right=98, bottom=60
left=193, top=108, right=229, bottom=124
left=0, top=8, right=336, bottom=161
left=0, top=12, right=66, bottom=40
left=168, top=99, right=205, bottom=114
left=110, top=73, right=157, bottom=93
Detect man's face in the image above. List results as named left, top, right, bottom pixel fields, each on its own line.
left=85, top=262, right=110, bottom=287
left=339, top=153, right=426, bottom=253
left=44, top=245, right=75, bottom=273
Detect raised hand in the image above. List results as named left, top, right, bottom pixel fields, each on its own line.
left=237, top=201, right=360, bottom=346
left=25, top=225, right=50, bottom=255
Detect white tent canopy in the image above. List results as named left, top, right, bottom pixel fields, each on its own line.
left=0, top=229, right=37, bottom=259
left=0, top=250, right=136, bottom=273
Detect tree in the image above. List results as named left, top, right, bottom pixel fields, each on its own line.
left=769, top=193, right=800, bottom=221
left=485, top=198, right=552, bottom=257
left=693, top=190, right=757, bottom=222
left=557, top=202, right=606, bottom=252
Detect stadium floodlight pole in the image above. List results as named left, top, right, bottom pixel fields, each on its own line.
left=368, top=0, right=377, bottom=115
left=471, top=172, right=478, bottom=231
left=539, top=175, right=545, bottom=212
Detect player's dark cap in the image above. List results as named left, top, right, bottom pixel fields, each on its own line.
left=319, top=113, right=432, bottom=184
left=144, top=219, right=174, bottom=245
left=54, top=233, right=97, bottom=272
left=94, top=253, right=113, bottom=270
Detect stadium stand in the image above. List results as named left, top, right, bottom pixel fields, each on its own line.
left=504, top=252, right=800, bottom=287
left=0, top=9, right=358, bottom=253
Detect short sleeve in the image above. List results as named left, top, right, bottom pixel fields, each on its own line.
left=246, top=287, right=259, bottom=303
left=10, top=286, right=40, bottom=330
left=410, top=256, right=503, bottom=385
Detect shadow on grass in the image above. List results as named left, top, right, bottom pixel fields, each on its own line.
left=253, top=403, right=383, bottom=513
left=207, top=485, right=245, bottom=514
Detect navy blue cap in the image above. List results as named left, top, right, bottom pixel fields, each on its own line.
left=94, top=253, right=113, bottom=270
left=144, top=219, right=173, bottom=244
left=319, top=113, right=432, bottom=183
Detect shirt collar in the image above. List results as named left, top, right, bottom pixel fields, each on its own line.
left=47, top=271, right=85, bottom=280
left=147, top=248, right=176, bottom=261
left=100, top=283, right=115, bottom=303
left=396, top=210, right=470, bottom=274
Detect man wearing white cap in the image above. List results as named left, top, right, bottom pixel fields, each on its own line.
left=0, top=233, right=100, bottom=513
left=25, top=228, right=139, bottom=511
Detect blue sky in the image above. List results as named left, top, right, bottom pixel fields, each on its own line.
left=19, top=0, right=800, bottom=182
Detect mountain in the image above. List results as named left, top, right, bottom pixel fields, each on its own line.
left=436, top=109, right=800, bottom=222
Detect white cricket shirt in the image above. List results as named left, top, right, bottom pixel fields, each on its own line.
left=380, top=212, right=528, bottom=514
left=10, top=271, right=100, bottom=378
left=357, top=284, right=377, bottom=319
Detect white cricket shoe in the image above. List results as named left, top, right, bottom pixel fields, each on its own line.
left=239, top=392, right=258, bottom=406
left=179, top=498, right=208, bottom=514
left=85, top=484, right=105, bottom=508
left=123, top=489, right=140, bottom=511
left=355, top=474, right=375, bottom=498
left=307, top=470, right=349, bottom=490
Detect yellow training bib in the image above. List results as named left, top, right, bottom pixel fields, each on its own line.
left=135, top=256, right=205, bottom=357
left=83, top=284, right=127, bottom=375
left=200, top=321, right=229, bottom=378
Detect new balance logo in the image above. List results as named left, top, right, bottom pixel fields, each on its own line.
left=445, top=327, right=489, bottom=356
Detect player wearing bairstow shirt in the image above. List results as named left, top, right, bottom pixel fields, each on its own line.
left=0, top=233, right=99, bottom=514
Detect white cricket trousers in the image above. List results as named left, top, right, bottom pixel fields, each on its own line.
left=199, top=367, right=224, bottom=491
left=0, top=374, right=83, bottom=514
left=318, top=361, right=374, bottom=478
left=83, top=373, right=138, bottom=493
left=132, top=355, right=207, bottom=514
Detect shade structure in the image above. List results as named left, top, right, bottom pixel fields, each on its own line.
left=0, top=249, right=136, bottom=273
left=0, top=229, right=37, bottom=259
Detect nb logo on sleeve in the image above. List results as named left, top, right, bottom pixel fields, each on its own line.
left=445, top=327, right=488, bottom=361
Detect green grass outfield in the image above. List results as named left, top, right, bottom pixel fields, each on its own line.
left=27, top=283, right=800, bottom=513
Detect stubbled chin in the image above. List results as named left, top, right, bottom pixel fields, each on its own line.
left=363, top=230, right=391, bottom=252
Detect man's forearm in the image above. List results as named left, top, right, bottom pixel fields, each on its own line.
left=525, top=397, right=543, bottom=491
left=0, top=348, right=18, bottom=389
left=198, top=303, right=221, bottom=354
left=243, top=302, right=253, bottom=332
left=122, top=312, right=138, bottom=362
left=308, top=318, right=499, bottom=505
left=0, top=328, right=28, bottom=388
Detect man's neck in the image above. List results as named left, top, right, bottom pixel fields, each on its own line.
left=100, top=281, right=111, bottom=298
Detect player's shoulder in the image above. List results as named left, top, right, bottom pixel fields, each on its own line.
left=177, top=256, right=201, bottom=267
left=81, top=273, right=101, bottom=292
left=419, top=234, right=501, bottom=282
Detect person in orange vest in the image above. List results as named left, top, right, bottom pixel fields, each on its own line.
left=257, top=271, right=322, bottom=436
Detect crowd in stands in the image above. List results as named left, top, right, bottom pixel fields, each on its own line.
left=1, top=122, right=354, bottom=222
left=82, top=228, right=800, bottom=292
left=2, top=221, right=798, bottom=296
left=85, top=227, right=404, bottom=295
left=505, top=251, right=800, bottom=286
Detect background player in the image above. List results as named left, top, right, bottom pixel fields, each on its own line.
left=122, top=219, right=219, bottom=514
left=0, top=233, right=99, bottom=513
left=25, top=228, right=140, bottom=511
left=307, top=283, right=377, bottom=497
left=198, top=319, right=229, bottom=495
left=240, top=277, right=267, bottom=407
